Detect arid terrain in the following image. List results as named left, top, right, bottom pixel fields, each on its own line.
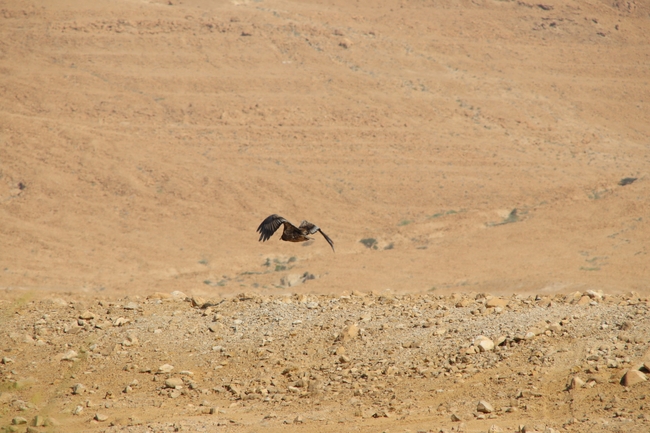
left=1, top=0, right=649, bottom=431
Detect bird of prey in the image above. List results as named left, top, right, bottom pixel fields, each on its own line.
left=257, top=214, right=335, bottom=252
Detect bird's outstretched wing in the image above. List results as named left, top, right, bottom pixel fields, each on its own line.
left=299, top=221, right=335, bottom=252
left=257, top=214, right=288, bottom=242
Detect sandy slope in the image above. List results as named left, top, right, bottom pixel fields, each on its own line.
left=1, top=0, right=649, bottom=298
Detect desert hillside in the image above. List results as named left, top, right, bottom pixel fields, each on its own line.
left=1, top=0, right=649, bottom=297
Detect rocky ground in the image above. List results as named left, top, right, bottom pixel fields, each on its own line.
left=2, top=289, right=650, bottom=433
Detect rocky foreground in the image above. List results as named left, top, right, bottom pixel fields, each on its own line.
left=1, top=290, right=650, bottom=433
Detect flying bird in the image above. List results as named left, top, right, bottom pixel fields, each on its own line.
left=257, top=214, right=335, bottom=252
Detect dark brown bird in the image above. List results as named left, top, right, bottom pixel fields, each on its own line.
left=257, top=214, right=334, bottom=252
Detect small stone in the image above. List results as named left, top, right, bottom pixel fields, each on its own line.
left=568, top=376, right=586, bottom=390
left=32, top=415, right=46, bottom=427
left=477, top=400, right=494, bottom=413
left=79, top=311, right=95, bottom=320
left=190, top=297, right=206, bottom=308
left=158, top=364, right=174, bottom=373
left=9, top=332, right=34, bottom=344
left=113, top=317, right=130, bottom=326
left=94, top=413, right=109, bottom=422
left=577, top=296, right=591, bottom=306
left=12, top=417, right=28, bottom=425
left=208, top=323, right=223, bottom=333
left=73, top=405, right=84, bottom=415
left=339, top=38, right=353, bottom=49
left=621, top=369, right=647, bottom=387
left=72, top=383, right=85, bottom=394
left=281, top=274, right=303, bottom=287
left=169, top=291, right=186, bottom=300
left=474, top=336, right=495, bottom=352
left=548, top=323, right=562, bottom=333
left=488, top=425, right=503, bottom=433
left=486, top=298, right=509, bottom=308
left=293, top=415, right=304, bottom=424
left=61, top=350, right=79, bottom=361
left=456, top=299, right=471, bottom=308
left=2, top=357, right=14, bottom=364
left=226, top=384, right=241, bottom=396
left=165, top=378, right=184, bottom=389
left=169, top=389, right=182, bottom=398
left=586, top=290, right=603, bottom=300
left=336, top=324, right=359, bottom=342
left=451, top=413, right=462, bottom=422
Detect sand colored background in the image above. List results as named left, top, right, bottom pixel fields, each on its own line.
left=1, top=0, right=649, bottom=299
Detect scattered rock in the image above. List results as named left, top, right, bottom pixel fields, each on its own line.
left=486, top=298, right=509, bottom=308
left=577, top=296, right=591, bottom=306
left=339, top=38, right=353, bottom=49
left=165, top=378, right=184, bottom=389
left=113, top=317, right=130, bottom=326
left=12, top=417, right=28, bottom=425
left=477, top=400, right=494, bottom=413
left=3, top=290, right=648, bottom=431
left=170, top=291, right=187, bottom=300
left=568, top=376, right=586, bottom=390
left=31, top=415, right=46, bottom=427
left=61, top=350, right=79, bottom=362
left=621, top=369, right=647, bottom=387
left=158, top=364, right=174, bottom=374
left=94, top=413, right=109, bottom=422
left=474, top=336, right=495, bottom=352
left=79, top=311, right=95, bottom=320
left=336, top=324, right=359, bottom=342
left=281, top=274, right=304, bottom=287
